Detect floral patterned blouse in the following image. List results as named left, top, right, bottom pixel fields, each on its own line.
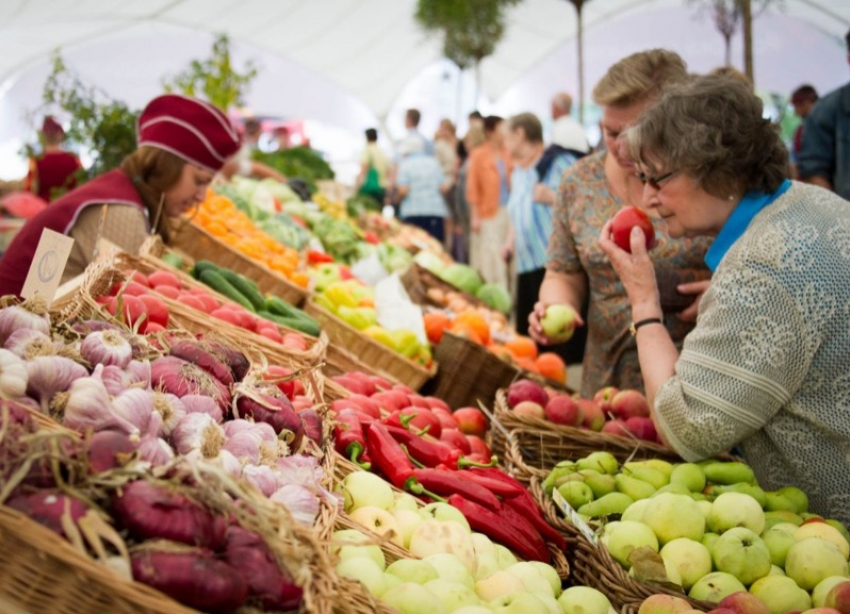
left=548, top=151, right=713, bottom=397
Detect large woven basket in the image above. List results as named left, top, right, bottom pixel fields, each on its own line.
left=399, top=263, right=489, bottom=311
left=304, top=301, right=436, bottom=391
left=167, top=218, right=309, bottom=307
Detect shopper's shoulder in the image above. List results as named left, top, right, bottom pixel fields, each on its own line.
left=810, top=82, right=850, bottom=118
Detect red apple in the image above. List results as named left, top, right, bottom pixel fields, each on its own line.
left=407, top=394, right=431, bottom=409
left=423, top=397, right=451, bottom=413
left=718, top=591, right=771, bottom=614
left=433, top=409, right=459, bottom=431
left=601, top=418, right=629, bottom=437
left=625, top=416, right=657, bottom=441
left=579, top=399, right=605, bottom=431
left=392, top=383, right=414, bottom=395
left=440, top=428, right=472, bottom=454
left=512, top=401, right=545, bottom=420
left=544, top=395, right=583, bottom=427
left=345, top=371, right=377, bottom=397
left=610, top=205, right=657, bottom=253
left=592, top=386, right=619, bottom=415
left=453, top=407, right=488, bottom=436
left=611, top=389, right=650, bottom=419
left=506, top=379, right=549, bottom=409
left=466, top=435, right=491, bottom=460
left=367, top=375, right=394, bottom=393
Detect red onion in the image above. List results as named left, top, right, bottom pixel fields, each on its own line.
left=224, top=526, right=303, bottom=610
left=299, top=408, right=324, bottom=448
left=151, top=356, right=231, bottom=411
left=235, top=393, right=303, bottom=448
left=169, top=340, right=234, bottom=386
left=7, top=491, right=88, bottom=537
left=86, top=430, right=138, bottom=473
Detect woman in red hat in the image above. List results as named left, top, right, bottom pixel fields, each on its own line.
left=23, top=116, right=84, bottom=202
left=0, top=94, right=241, bottom=297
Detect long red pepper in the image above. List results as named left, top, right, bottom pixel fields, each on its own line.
left=386, top=426, right=497, bottom=470
left=411, top=469, right=501, bottom=510
left=447, top=494, right=550, bottom=563
left=470, top=467, right=567, bottom=551
left=452, top=470, right=520, bottom=499
left=364, top=422, right=414, bottom=489
left=333, top=409, right=371, bottom=469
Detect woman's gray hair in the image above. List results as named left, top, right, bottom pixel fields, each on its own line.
left=626, top=74, right=788, bottom=198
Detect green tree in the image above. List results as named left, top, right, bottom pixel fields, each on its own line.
left=415, top=0, right=520, bottom=105
left=162, top=33, right=258, bottom=111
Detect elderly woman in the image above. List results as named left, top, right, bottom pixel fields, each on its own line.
left=599, top=74, right=850, bottom=523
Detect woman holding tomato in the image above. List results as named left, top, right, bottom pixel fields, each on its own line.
left=0, top=94, right=241, bottom=297
left=599, top=74, right=850, bottom=522
left=529, top=49, right=712, bottom=398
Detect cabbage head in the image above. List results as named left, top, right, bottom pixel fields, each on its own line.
left=476, top=283, right=511, bottom=313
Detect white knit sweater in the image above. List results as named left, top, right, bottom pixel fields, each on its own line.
left=655, top=182, right=850, bottom=524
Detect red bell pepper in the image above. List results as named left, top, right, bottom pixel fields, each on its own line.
left=410, top=469, right=501, bottom=510
left=333, top=409, right=371, bottom=469
left=447, top=494, right=550, bottom=563
left=307, top=250, right=335, bottom=265
left=364, top=422, right=414, bottom=489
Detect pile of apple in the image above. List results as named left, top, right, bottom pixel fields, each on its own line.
left=506, top=379, right=660, bottom=444
left=330, top=370, right=492, bottom=462
left=639, top=586, right=850, bottom=614
left=334, top=470, right=609, bottom=614
left=546, top=452, right=850, bottom=614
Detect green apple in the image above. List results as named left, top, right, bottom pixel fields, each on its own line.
left=392, top=492, right=422, bottom=512
left=669, top=463, right=706, bottom=493
left=827, top=519, right=850, bottom=545
left=475, top=569, right=526, bottom=601
left=687, top=571, right=746, bottom=602
left=423, top=553, right=476, bottom=590
left=386, top=559, right=439, bottom=584
left=382, top=582, right=448, bottom=614
left=784, top=537, right=849, bottom=590
left=795, top=521, right=850, bottom=557
left=336, top=556, right=386, bottom=596
left=770, top=522, right=800, bottom=536
left=408, top=520, right=477, bottom=574
left=711, top=527, right=771, bottom=586
left=576, top=451, right=619, bottom=475
left=696, top=500, right=712, bottom=522
left=558, top=586, right=613, bottom=614
left=474, top=553, right=501, bottom=581
left=332, top=529, right=385, bottom=570
left=424, top=578, right=481, bottom=611
left=628, top=558, right=682, bottom=587
left=471, top=533, right=497, bottom=559
left=348, top=506, right=404, bottom=547
left=535, top=593, right=563, bottom=614
left=761, top=527, right=797, bottom=567
left=813, top=576, right=850, bottom=607
left=642, top=493, right=706, bottom=545
left=764, top=510, right=803, bottom=528
left=701, top=532, right=720, bottom=552
left=382, top=572, right=402, bottom=593
left=748, top=575, right=812, bottom=614
left=557, top=481, right=594, bottom=509
left=393, top=509, right=425, bottom=548
left=621, top=498, right=651, bottom=523
left=489, top=591, right=549, bottom=614
left=636, top=594, right=694, bottom=614
left=769, top=565, right=785, bottom=576
left=505, top=562, right=554, bottom=597
left=600, top=520, right=659, bottom=568
left=529, top=562, right=562, bottom=598
left=708, top=492, right=766, bottom=534
left=420, top=502, right=471, bottom=531
left=494, top=544, right=518, bottom=569
left=540, top=304, right=576, bottom=343
left=341, top=471, right=395, bottom=512
left=660, top=538, right=713, bottom=591
left=452, top=608, right=494, bottom=614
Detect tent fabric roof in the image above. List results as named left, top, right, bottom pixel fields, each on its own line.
left=0, top=0, right=848, bottom=141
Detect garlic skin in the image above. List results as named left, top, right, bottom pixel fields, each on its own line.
left=124, top=360, right=151, bottom=388
left=62, top=374, right=137, bottom=434
left=0, top=348, right=28, bottom=399
left=0, top=305, right=50, bottom=345
left=4, top=329, right=57, bottom=360
left=112, top=389, right=157, bottom=435
left=137, top=436, right=175, bottom=466
left=185, top=448, right=243, bottom=478
left=81, top=330, right=132, bottom=369
left=152, top=393, right=186, bottom=436
left=26, top=356, right=88, bottom=412
left=241, top=464, right=278, bottom=497
left=170, top=413, right=225, bottom=456
left=180, top=394, right=224, bottom=423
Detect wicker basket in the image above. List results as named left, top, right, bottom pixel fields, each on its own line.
left=167, top=218, right=309, bottom=307
left=399, top=263, right=490, bottom=311
left=304, top=302, right=436, bottom=391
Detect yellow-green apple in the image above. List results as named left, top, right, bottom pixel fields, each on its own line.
left=558, top=586, right=614, bottom=614
left=702, top=532, right=720, bottom=552
left=611, top=389, right=650, bottom=419
left=545, top=394, right=583, bottom=426
left=383, top=573, right=402, bottom=593
left=749, top=575, right=812, bottom=614
left=332, top=529, right=386, bottom=569
left=419, top=502, right=471, bottom=531
left=424, top=579, right=481, bottom=611
left=709, top=492, right=766, bottom=534
left=408, top=520, right=476, bottom=574
left=643, top=493, right=706, bottom=545
left=717, top=591, right=771, bottom=614
left=577, top=451, right=620, bottom=475
left=785, top=538, right=849, bottom=590
left=769, top=565, right=785, bottom=576
left=828, top=520, right=850, bottom=546
left=494, top=544, right=518, bottom=569
left=540, top=304, right=577, bottom=343
left=386, top=559, right=440, bottom=584
left=488, top=591, right=550, bottom=614
left=452, top=607, right=494, bottom=614
left=764, top=510, right=804, bottom=528
left=453, top=407, right=488, bottom=436
left=513, top=400, right=545, bottom=419
left=391, top=492, right=421, bottom=512
left=529, top=562, right=562, bottom=598
left=471, top=533, right=496, bottom=559
left=349, top=506, right=404, bottom=547
left=824, top=579, right=850, bottom=613
left=813, top=577, right=850, bottom=608
left=593, top=386, right=619, bottom=415
left=342, top=471, right=395, bottom=512
left=557, top=481, right=594, bottom=509
left=580, top=399, right=606, bottom=431
left=637, top=594, right=694, bottom=614
left=505, top=561, right=555, bottom=597
left=534, top=592, right=564, bottom=614
left=423, top=553, right=476, bottom=590
left=393, top=508, right=425, bottom=548
left=622, top=498, right=651, bottom=523
left=711, top=527, right=772, bottom=586
left=687, top=572, right=746, bottom=602
left=761, top=526, right=797, bottom=567
left=660, top=538, right=713, bottom=590
left=506, top=379, right=548, bottom=408
left=336, top=556, right=386, bottom=596
left=802, top=609, right=844, bottom=614
left=475, top=570, right=527, bottom=601
left=474, top=553, right=500, bottom=581
left=628, top=558, right=683, bottom=586
left=600, top=520, right=660, bottom=568
left=670, top=463, right=707, bottom=493
left=795, top=522, right=850, bottom=558
left=381, top=582, right=447, bottom=614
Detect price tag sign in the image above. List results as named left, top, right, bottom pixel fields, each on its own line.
left=553, top=488, right=599, bottom=545
left=20, top=228, right=75, bottom=305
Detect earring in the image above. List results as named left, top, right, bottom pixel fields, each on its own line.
left=728, top=194, right=735, bottom=201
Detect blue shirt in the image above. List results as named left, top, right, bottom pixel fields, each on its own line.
left=397, top=153, right=447, bottom=219
left=507, top=151, right=577, bottom=273
left=798, top=83, right=850, bottom=202
left=704, top=179, right=792, bottom=272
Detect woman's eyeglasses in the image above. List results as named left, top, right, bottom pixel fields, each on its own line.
left=637, top=170, right=675, bottom=190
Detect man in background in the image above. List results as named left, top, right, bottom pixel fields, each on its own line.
left=550, top=92, right=590, bottom=157
left=789, top=84, right=818, bottom=179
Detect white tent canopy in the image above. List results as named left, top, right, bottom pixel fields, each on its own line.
left=0, top=0, right=848, bottom=177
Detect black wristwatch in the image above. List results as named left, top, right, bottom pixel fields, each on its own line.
left=629, top=317, right=664, bottom=337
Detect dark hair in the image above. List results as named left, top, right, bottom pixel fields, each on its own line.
left=846, top=27, right=850, bottom=52
left=483, top=115, right=503, bottom=136
left=406, top=109, right=421, bottom=127
left=365, top=128, right=378, bottom=142
left=627, top=74, right=788, bottom=197
left=469, top=110, right=483, bottom=120
left=508, top=113, right=543, bottom=144
left=120, top=146, right=186, bottom=240
left=244, top=118, right=261, bottom=133
left=791, top=84, right=819, bottom=105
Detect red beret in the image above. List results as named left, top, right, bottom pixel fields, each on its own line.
left=41, top=116, right=65, bottom=138
left=137, top=94, right=241, bottom=173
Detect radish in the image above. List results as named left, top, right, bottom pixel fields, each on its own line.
left=224, top=526, right=303, bottom=610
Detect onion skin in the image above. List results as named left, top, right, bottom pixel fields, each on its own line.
left=7, top=491, right=88, bottom=537
left=150, top=356, right=231, bottom=411
left=299, top=408, right=323, bottom=448
left=224, top=525, right=303, bottom=610
left=86, top=430, right=137, bottom=473
left=169, top=340, right=234, bottom=387
left=236, top=393, right=304, bottom=449
left=131, top=549, right=248, bottom=613
left=112, top=481, right=227, bottom=550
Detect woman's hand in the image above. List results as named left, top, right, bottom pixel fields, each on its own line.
left=675, top=280, right=710, bottom=323
left=528, top=300, right=584, bottom=345
left=598, top=220, right=662, bottom=320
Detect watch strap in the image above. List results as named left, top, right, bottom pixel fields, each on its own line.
left=630, top=317, right=663, bottom=336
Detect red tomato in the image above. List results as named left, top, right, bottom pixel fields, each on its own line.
left=610, top=206, right=657, bottom=253
left=282, top=333, right=308, bottom=352
left=138, top=294, right=169, bottom=328
left=106, top=295, right=149, bottom=333
left=122, top=270, right=150, bottom=287
left=176, top=294, right=206, bottom=312
left=210, top=307, right=242, bottom=327
left=153, top=285, right=180, bottom=300
left=257, top=325, right=283, bottom=344
left=110, top=280, right=149, bottom=297
left=192, top=292, right=220, bottom=314
left=145, top=322, right=166, bottom=333
left=146, top=270, right=181, bottom=289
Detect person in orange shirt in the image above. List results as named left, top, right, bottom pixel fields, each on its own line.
left=465, top=115, right=512, bottom=289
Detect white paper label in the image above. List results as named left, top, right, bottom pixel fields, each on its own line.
left=21, top=228, right=75, bottom=305
left=553, top=488, right=598, bottom=545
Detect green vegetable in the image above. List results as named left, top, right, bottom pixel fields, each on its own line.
left=476, top=283, right=511, bottom=314
left=198, top=269, right=255, bottom=311
left=218, top=270, right=265, bottom=312
left=265, top=295, right=302, bottom=319
left=192, top=260, right=224, bottom=279
left=161, top=252, right=184, bottom=270
left=257, top=310, right=321, bottom=337
left=439, top=264, right=484, bottom=295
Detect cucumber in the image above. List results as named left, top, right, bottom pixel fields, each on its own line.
left=219, top=269, right=266, bottom=312
left=161, top=252, right=184, bottom=269
left=258, top=310, right=321, bottom=337
left=199, top=269, right=255, bottom=311
left=265, top=295, right=301, bottom=319
left=192, top=259, right=223, bottom=279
